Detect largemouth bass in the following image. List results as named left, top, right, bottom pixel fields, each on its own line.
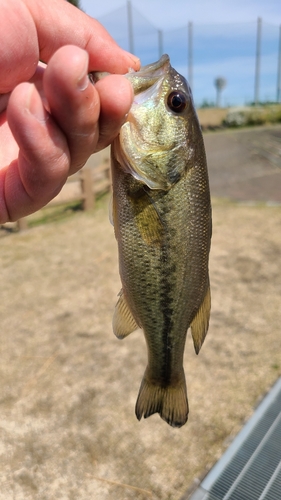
left=111, top=55, right=212, bottom=428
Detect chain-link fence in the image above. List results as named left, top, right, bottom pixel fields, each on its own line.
left=94, top=3, right=281, bottom=107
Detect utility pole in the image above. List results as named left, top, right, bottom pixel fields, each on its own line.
left=277, top=25, right=281, bottom=102
left=127, top=0, right=134, bottom=55
left=188, top=22, right=193, bottom=90
left=254, top=17, right=262, bottom=105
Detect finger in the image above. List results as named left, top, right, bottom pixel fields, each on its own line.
left=4, top=83, right=70, bottom=221
left=0, top=0, right=38, bottom=93
left=0, top=66, right=45, bottom=115
left=43, top=46, right=134, bottom=168
left=0, top=93, right=11, bottom=114
left=94, top=75, right=134, bottom=152
left=0, top=0, right=140, bottom=94
left=26, top=0, right=140, bottom=72
left=43, top=46, right=101, bottom=174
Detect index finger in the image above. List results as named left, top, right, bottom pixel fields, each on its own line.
left=26, top=0, right=140, bottom=72
left=0, top=0, right=140, bottom=93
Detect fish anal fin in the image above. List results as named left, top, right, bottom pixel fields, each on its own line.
left=190, top=284, right=211, bottom=355
left=135, top=368, right=189, bottom=428
left=113, top=290, right=139, bottom=339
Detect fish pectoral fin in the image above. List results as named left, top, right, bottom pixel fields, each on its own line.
left=133, top=192, right=164, bottom=246
left=135, top=368, right=189, bottom=428
left=190, top=284, right=211, bottom=354
left=112, top=289, right=139, bottom=339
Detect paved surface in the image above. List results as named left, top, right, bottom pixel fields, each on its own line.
left=204, top=125, right=281, bottom=204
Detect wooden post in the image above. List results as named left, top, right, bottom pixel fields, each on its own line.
left=17, top=218, right=28, bottom=231
left=80, top=167, right=94, bottom=210
left=105, top=159, right=112, bottom=192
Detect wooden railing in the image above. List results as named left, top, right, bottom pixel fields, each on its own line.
left=16, top=160, right=111, bottom=231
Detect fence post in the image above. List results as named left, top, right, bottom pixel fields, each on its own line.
left=188, top=21, right=193, bottom=91
left=277, top=25, right=281, bottom=102
left=158, top=29, right=163, bottom=59
left=80, top=168, right=94, bottom=211
left=105, top=159, right=112, bottom=192
left=17, top=218, right=28, bottom=231
left=127, top=0, right=134, bottom=54
left=254, top=17, right=262, bottom=105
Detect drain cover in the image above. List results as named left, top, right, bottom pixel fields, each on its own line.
left=186, top=377, right=281, bottom=500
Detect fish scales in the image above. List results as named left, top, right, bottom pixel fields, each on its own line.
left=110, top=55, right=212, bottom=428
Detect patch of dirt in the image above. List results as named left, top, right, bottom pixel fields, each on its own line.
left=197, top=107, right=228, bottom=128
left=1, top=127, right=281, bottom=500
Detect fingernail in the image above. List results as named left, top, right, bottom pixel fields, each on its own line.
left=77, top=53, right=89, bottom=91
left=26, top=84, right=48, bottom=123
left=121, top=112, right=129, bottom=126
left=127, top=55, right=141, bottom=71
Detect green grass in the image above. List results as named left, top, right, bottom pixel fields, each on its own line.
left=26, top=201, right=83, bottom=228
left=20, top=192, right=111, bottom=230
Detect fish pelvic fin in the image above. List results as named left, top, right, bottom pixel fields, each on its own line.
left=135, top=369, right=189, bottom=428
left=112, top=289, right=139, bottom=339
left=190, top=284, right=211, bottom=355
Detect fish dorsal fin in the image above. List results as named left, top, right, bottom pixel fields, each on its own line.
left=132, top=190, right=163, bottom=246
left=113, top=290, right=139, bottom=339
left=190, top=284, right=211, bottom=354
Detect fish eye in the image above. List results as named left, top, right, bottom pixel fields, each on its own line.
left=167, top=91, right=187, bottom=113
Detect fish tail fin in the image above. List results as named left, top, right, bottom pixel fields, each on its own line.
left=135, top=369, right=189, bottom=428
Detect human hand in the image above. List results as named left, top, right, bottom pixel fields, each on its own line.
left=0, top=0, right=140, bottom=223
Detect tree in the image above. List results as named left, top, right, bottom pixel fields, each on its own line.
left=214, top=77, right=227, bottom=108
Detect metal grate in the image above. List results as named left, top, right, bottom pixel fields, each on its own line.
left=186, top=377, right=281, bottom=500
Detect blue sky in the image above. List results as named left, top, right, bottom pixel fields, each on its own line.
left=82, top=1, right=281, bottom=27
left=81, top=1, right=281, bottom=106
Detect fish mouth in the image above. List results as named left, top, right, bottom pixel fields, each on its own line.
left=126, top=54, right=171, bottom=95
left=90, top=55, right=171, bottom=94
